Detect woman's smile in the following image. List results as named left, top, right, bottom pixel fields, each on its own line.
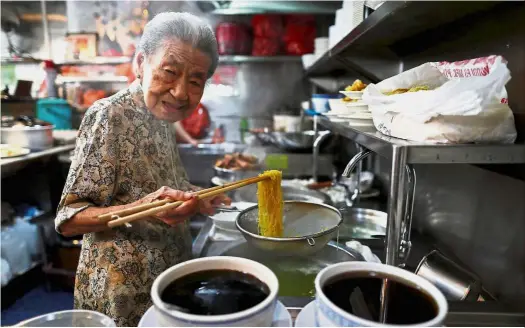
left=162, top=101, right=188, bottom=113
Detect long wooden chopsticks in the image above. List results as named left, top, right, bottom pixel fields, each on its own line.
left=101, top=175, right=268, bottom=228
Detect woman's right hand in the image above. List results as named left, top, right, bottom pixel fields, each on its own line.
left=140, top=186, right=198, bottom=226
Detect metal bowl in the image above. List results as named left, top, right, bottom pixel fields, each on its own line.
left=235, top=201, right=343, bottom=256
left=339, top=207, right=387, bottom=240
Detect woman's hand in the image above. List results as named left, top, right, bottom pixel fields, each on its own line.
left=189, top=138, right=199, bottom=147
left=141, top=186, right=199, bottom=226
left=198, top=194, right=232, bottom=216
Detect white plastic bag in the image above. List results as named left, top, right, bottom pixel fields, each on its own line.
left=362, top=55, right=517, bottom=143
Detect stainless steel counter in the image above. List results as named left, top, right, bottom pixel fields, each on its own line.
left=1, top=144, right=75, bottom=178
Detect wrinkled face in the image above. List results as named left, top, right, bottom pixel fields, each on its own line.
left=137, top=39, right=211, bottom=122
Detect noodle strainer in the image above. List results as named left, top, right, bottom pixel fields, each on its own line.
left=235, top=201, right=343, bottom=256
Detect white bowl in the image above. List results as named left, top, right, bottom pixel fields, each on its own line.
left=343, top=102, right=369, bottom=113
left=315, top=262, right=448, bottom=327
left=301, top=54, right=316, bottom=69
left=339, top=90, right=364, bottom=99
left=210, top=202, right=256, bottom=231
left=328, top=99, right=369, bottom=115
left=151, top=256, right=279, bottom=327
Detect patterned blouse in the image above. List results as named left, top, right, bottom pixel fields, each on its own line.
left=56, top=80, right=194, bottom=327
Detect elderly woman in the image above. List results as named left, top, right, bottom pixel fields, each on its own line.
left=56, top=12, right=229, bottom=326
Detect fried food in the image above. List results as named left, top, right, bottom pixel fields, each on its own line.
left=345, top=79, right=367, bottom=92
left=342, top=97, right=359, bottom=103
left=384, top=85, right=431, bottom=96
left=215, top=152, right=258, bottom=170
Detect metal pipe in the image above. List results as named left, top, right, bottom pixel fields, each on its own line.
left=40, top=0, right=52, bottom=58
left=342, top=148, right=372, bottom=178
left=351, top=144, right=365, bottom=205
left=379, top=146, right=408, bottom=323
left=400, top=165, right=416, bottom=264
left=312, top=130, right=331, bottom=182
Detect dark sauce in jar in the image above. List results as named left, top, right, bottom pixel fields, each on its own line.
left=160, top=269, right=270, bottom=315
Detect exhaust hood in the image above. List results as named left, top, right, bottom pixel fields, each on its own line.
left=207, top=1, right=341, bottom=15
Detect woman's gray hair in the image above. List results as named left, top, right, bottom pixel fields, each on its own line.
left=134, top=12, right=218, bottom=78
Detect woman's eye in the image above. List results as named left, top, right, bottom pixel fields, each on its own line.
left=190, top=80, right=202, bottom=87
left=164, top=69, right=176, bottom=75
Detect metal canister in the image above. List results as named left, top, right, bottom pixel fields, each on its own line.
left=416, top=250, right=482, bottom=301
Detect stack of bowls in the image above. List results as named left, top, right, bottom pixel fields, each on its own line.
left=326, top=90, right=374, bottom=127
left=329, top=2, right=365, bottom=48
left=314, top=37, right=329, bottom=58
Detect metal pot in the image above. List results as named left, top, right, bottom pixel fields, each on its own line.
left=339, top=207, right=387, bottom=240
left=1, top=125, right=54, bottom=150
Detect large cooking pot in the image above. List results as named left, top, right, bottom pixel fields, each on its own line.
left=1, top=116, right=54, bottom=150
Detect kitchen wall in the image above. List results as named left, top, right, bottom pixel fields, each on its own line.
left=372, top=158, right=525, bottom=308
left=0, top=1, right=67, bottom=95
left=2, top=1, right=315, bottom=138
left=65, top=0, right=327, bottom=141
left=367, top=2, right=525, bottom=307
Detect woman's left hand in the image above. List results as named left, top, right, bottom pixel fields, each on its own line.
left=199, top=193, right=232, bottom=216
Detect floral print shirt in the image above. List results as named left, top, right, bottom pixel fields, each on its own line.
left=56, top=80, right=194, bottom=327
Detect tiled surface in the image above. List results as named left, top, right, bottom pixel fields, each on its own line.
left=1, top=286, right=73, bottom=326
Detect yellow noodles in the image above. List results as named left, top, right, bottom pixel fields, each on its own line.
left=257, top=170, right=283, bottom=237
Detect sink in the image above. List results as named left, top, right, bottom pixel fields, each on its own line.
left=208, top=241, right=362, bottom=298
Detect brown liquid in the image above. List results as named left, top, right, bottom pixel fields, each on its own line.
left=322, top=272, right=438, bottom=324
left=160, top=269, right=269, bottom=315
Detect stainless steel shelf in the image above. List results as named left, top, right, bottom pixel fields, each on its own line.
left=319, top=116, right=525, bottom=164
left=1, top=57, right=42, bottom=64
left=219, top=56, right=301, bottom=63
left=56, top=56, right=131, bottom=65
left=305, top=1, right=502, bottom=78
left=56, top=76, right=128, bottom=83
left=1, top=144, right=75, bottom=178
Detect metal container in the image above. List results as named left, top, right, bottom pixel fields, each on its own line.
left=339, top=207, right=387, bottom=240
left=416, top=250, right=482, bottom=301
left=235, top=201, right=343, bottom=256
left=252, top=130, right=317, bottom=151
left=1, top=125, right=54, bottom=150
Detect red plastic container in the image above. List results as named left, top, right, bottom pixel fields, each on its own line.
left=216, top=22, right=251, bottom=55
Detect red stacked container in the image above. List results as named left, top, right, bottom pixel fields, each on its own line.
left=216, top=22, right=251, bottom=55
left=251, top=15, right=283, bottom=56
left=282, top=15, right=316, bottom=56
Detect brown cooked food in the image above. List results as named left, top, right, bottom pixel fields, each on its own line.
left=342, top=97, right=359, bottom=103
left=345, top=79, right=367, bottom=92
left=215, top=153, right=258, bottom=170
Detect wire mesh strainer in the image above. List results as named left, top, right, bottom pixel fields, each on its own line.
left=235, top=201, right=343, bottom=256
